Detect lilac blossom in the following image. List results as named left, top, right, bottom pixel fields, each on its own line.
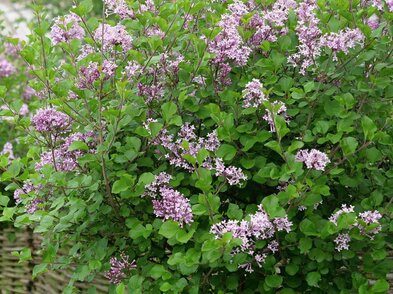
left=146, top=26, right=165, bottom=39
left=104, top=0, right=134, bottom=19
left=36, top=132, right=95, bottom=172
left=367, top=15, right=379, bottom=30
left=358, top=210, right=382, bottom=235
left=152, top=187, right=193, bottom=226
left=150, top=124, right=244, bottom=185
left=319, top=29, right=364, bottom=61
left=19, top=104, right=29, bottom=116
left=1, top=142, right=14, bottom=160
left=262, top=101, right=289, bottom=132
left=215, top=158, right=247, bottom=186
left=50, top=13, right=85, bottom=45
left=105, top=254, right=136, bottom=284
left=23, top=87, right=36, bottom=100
left=295, top=149, right=330, bottom=171
left=125, top=61, right=142, bottom=79
left=26, top=197, right=42, bottom=214
left=0, top=58, right=16, bottom=77
left=94, top=24, right=133, bottom=53
left=288, top=0, right=321, bottom=74
left=76, top=44, right=95, bottom=62
left=137, top=83, right=164, bottom=103
left=144, top=173, right=193, bottom=226
left=249, top=0, right=296, bottom=45
left=139, top=0, right=156, bottom=13
left=334, top=233, right=350, bottom=251
left=102, top=60, right=117, bottom=77
left=77, top=62, right=100, bottom=89
left=211, top=205, right=292, bottom=272
left=32, top=108, right=72, bottom=133
left=329, top=204, right=355, bottom=225
left=242, top=79, right=266, bottom=108
left=4, top=42, right=21, bottom=57
left=208, top=5, right=251, bottom=66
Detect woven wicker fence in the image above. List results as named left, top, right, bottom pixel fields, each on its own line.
left=0, top=227, right=110, bottom=294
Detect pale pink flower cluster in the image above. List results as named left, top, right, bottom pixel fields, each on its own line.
left=249, top=0, right=297, bottom=45
left=0, top=58, right=16, bottom=77
left=144, top=173, right=193, bottom=226
left=289, top=0, right=365, bottom=74
left=295, top=149, right=330, bottom=171
left=36, top=132, right=95, bottom=172
left=94, top=24, right=133, bottom=53
left=211, top=204, right=292, bottom=272
left=208, top=0, right=252, bottom=68
left=334, top=233, right=351, bottom=251
left=105, top=254, right=136, bottom=284
left=262, top=101, right=289, bottom=132
left=77, top=61, right=117, bottom=89
left=13, top=183, right=42, bottom=214
left=50, top=13, right=85, bottom=45
left=320, top=29, right=365, bottom=61
left=329, top=205, right=383, bottom=250
left=32, top=108, right=72, bottom=134
left=242, top=79, right=267, bottom=108
left=288, top=0, right=322, bottom=74
left=104, top=0, right=134, bottom=19
left=149, top=123, right=246, bottom=186
left=1, top=142, right=14, bottom=160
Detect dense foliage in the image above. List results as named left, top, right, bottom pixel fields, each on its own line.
left=0, top=0, right=392, bottom=293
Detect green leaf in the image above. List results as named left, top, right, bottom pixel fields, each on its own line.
left=160, top=282, right=173, bottom=292
left=299, top=238, right=312, bottom=254
left=150, top=264, right=167, bottom=280
left=217, top=144, right=237, bottom=161
left=265, top=141, right=282, bottom=155
left=361, top=116, right=377, bottom=140
left=306, top=271, right=321, bottom=287
left=300, top=219, right=319, bottom=236
left=116, top=283, right=125, bottom=294
left=159, top=221, right=180, bottom=239
left=71, top=0, right=93, bottom=16
left=112, top=175, right=135, bottom=194
left=265, top=275, right=283, bottom=288
left=68, top=141, right=89, bottom=151
left=340, top=137, right=358, bottom=156
left=161, top=102, right=177, bottom=122
left=371, top=279, right=389, bottom=293
left=32, top=263, right=48, bottom=279
left=262, top=196, right=286, bottom=218
left=285, top=263, right=299, bottom=276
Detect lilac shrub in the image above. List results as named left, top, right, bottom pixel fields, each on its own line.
left=0, top=0, right=392, bottom=293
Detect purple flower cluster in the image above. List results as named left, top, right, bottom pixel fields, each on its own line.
left=319, top=29, right=364, bottom=61
left=329, top=204, right=355, bottom=225
left=50, top=13, right=85, bottom=45
left=0, top=58, right=16, bottom=77
left=242, top=79, right=266, bottom=108
left=288, top=0, right=322, bottom=74
left=367, top=15, right=379, bottom=30
left=208, top=1, right=251, bottom=67
left=125, top=61, right=142, bottom=79
left=32, top=108, right=72, bottom=134
left=262, top=101, right=289, bottom=132
left=150, top=123, right=246, bottom=186
left=144, top=173, right=193, bottom=226
left=214, top=158, right=247, bottom=186
left=77, top=61, right=117, bottom=89
left=248, top=0, right=296, bottom=45
left=104, top=0, right=134, bottom=19
left=329, top=206, right=383, bottom=250
left=289, top=0, right=365, bottom=73
left=94, top=24, right=133, bottom=53
left=334, top=233, right=350, bottom=252
left=14, top=183, right=42, bottom=214
left=23, top=87, right=36, bottom=100
left=1, top=142, right=14, bottom=160
left=295, top=149, right=330, bottom=171
left=105, top=254, right=136, bottom=284
left=36, top=132, right=95, bottom=172
left=211, top=204, right=292, bottom=272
